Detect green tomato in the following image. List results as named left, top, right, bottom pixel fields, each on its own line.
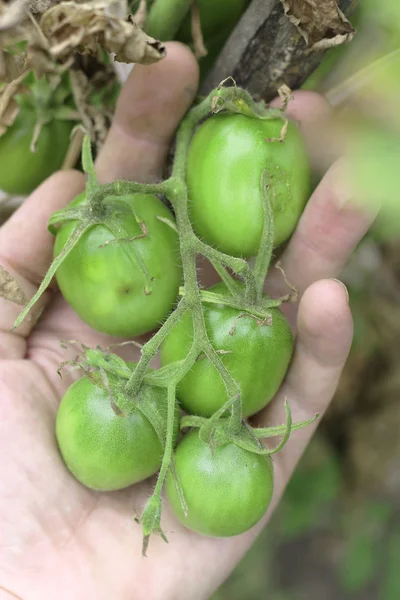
left=54, top=193, right=182, bottom=337
left=166, top=429, right=273, bottom=537
left=187, top=113, right=311, bottom=257
left=175, top=0, right=250, bottom=79
left=56, top=372, right=178, bottom=491
left=0, top=106, right=73, bottom=196
left=160, top=283, right=293, bottom=418
left=176, top=0, right=250, bottom=44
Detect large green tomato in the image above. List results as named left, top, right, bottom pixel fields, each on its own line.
left=56, top=371, right=179, bottom=491
left=160, top=283, right=293, bottom=418
left=166, top=429, right=273, bottom=537
left=54, top=193, right=182, bottom=337
left=187, top=113, right=310, bottom=257
left=0, top=106, right=72, bottom=196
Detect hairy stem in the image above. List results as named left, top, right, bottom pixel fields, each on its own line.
left=13, top=222, right=92, bottom=330
left=253, top=170, right=275, bottom=299
left=209, top=259, right=241, bottom=295
left=125, top=299, right=189, bottom=397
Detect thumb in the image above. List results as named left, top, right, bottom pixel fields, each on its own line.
left=96, top=42, right=199, bottom=184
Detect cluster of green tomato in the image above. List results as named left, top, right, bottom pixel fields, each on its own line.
left=12, top=84, right=311, bottom=542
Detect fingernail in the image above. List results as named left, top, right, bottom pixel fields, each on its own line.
left=329, top=278, right=349, bottom=304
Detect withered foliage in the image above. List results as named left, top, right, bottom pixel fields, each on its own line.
left=0, top=0, right=165, bottom=143
left=280, top=0, right=355, bottom=51
left=38, top=2, right=165, bottom=66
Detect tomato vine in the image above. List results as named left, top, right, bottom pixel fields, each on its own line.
left=12, top=80, right=317, bottom=553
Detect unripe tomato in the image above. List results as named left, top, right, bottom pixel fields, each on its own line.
left=56, top=373, right=179, bottom=491
left=175, top=0, right=250, bottom=78
left=0, top=106, right=73, bottom=196
left=160, top=283, right=293, bottom=418
left=54, top=193, right=182, bottom=337
left=166, top=428, right=273, bottom=537
left=187, top=113, right=310, bottom=257
left=176, top=0, right=250, bottom=45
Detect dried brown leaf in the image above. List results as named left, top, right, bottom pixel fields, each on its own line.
left=0, top=49, right=26, bottom=82
left=280, top=0, right=355, bottom=50
left=39, top=2, right=165, bottom=66
left=69, top=67, right=111, bottom=146
left=0, top=70, right=29, bottom=135
left=0, top=265, right=26, bottom=305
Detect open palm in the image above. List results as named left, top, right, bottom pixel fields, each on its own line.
left=0, top=43, right=377, bottom=600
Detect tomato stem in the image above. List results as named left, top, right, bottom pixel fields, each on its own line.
left=252, top=412, right=319, bottom=440
left=252, top=170, right=275, bottom=298
left=208, top=259, right=241, bottom=295
left=12, top=222, right=93, bottom=331
left=124, top=299, right=189, bottom=397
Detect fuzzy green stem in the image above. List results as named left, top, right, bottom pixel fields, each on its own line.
left=253, top=412, right=319, bottom=439
left=48, top=207, right=87, bottom=233
left=180, top=415, right=207, bottom=430
left=146, top=0, right=192, bottom=40
left=199, top=393, right=241, bottom=444
left=253, top=170, right=275, bottom=299
left=266, top=400, right=292, bottom=455
left=152, top=344, right=199, bottom=499
left=168, top=181, right=243, bottom=434
left=90, top=180, right=169, bottom=211
left=209, top=259, right=241, bottom=296
left=13, top=222, right=92, bottom=330
left=82, top=135, right=99, bottom=198
left=196, top=239, right=258, bottom=303
left=181, top=288, right=270, bottom=319
left=125, top=299, right=188, bottom=396
left=152, top=383, right=177, bottom=497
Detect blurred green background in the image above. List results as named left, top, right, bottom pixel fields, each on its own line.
left=215, top=1, right=400, bottom=598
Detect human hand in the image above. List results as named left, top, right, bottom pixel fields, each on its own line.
left=0, top=43, right=378, bottom=600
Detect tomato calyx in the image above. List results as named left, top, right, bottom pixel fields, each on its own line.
left=180, top=401, right=319, bottom=457
left=0, top=73, right=79, bottom=153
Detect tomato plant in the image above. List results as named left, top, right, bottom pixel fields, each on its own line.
left=56, top=368, right=179, bottom=491
left=0, top=105, right=73, bottom=196
left=53, top=192, right=182, bottom=337
left=187, top=112, right=310, bottom=257
left=160, top=283, right=293, bottom=418
left=13, top=82, right=317, bottom=552
left=165, top=427, right=274, bottom=537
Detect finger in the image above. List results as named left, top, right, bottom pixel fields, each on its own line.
left=255, top=279, right=353, bottom=514
left=0, top=171, right=85, bottom=356
left=267, top=157, right=379, bottom=307
left=271, top=90, right=338, bottom=173
left=96, top=41, right=199, bottom=183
